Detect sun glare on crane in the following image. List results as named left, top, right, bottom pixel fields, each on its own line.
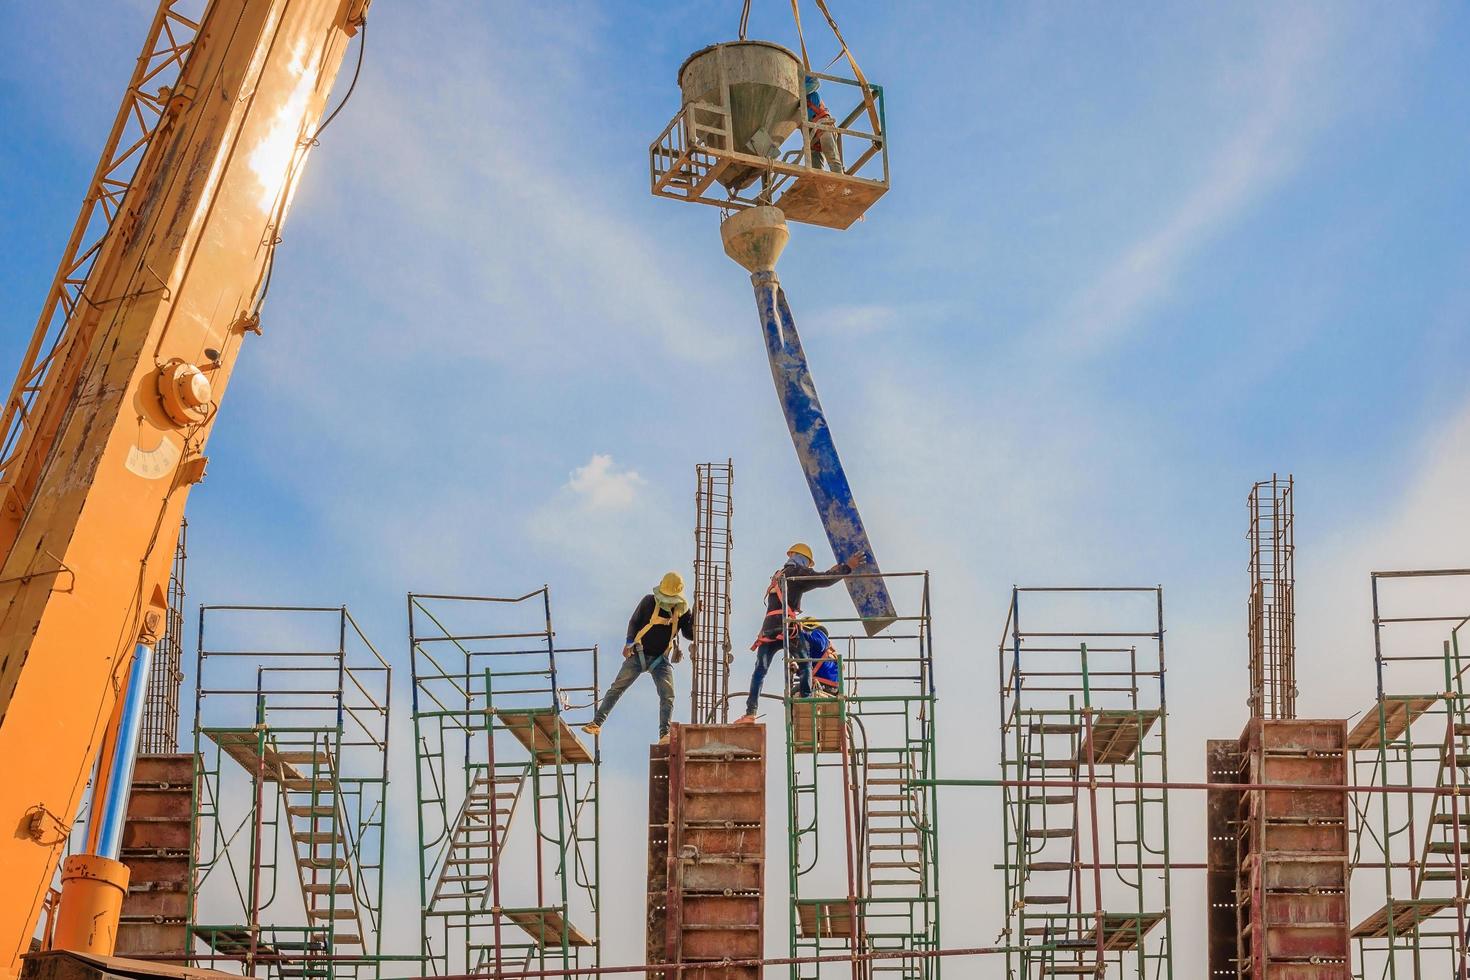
left=248, top=40, right=314, bottom=218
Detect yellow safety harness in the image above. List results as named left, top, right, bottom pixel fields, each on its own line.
left=634, top=593, right=688, bottom=658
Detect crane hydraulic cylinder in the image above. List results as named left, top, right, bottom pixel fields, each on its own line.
left=722, top=207, right=896, bottom=635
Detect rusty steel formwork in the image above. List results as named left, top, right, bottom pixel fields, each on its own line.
left=691, top=462, right=735, bottom=724
left=647, top=723, right=765, bottom=979
left=1207, top=719, right=1351, bottom=980
left=1247, top=475, right=1296, bottom=721
left=114, top=753, right=194, bottom=960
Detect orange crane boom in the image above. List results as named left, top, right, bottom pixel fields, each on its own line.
left=0, top=1, right=367, bottom=975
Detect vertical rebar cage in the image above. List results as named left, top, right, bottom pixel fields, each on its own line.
left=692, top=461, right=735, bottom=724
left=1347, top=569, right=1470, bottom=978
left=140, top=517, right=188, bottom=754
left=188, top=605, right=391, bottom=980
left=997, top=587, right=1175, bottom=980
left=409, top=590, right=601, bottom=978
left=782, top=570, right=941, bottom=978
left=1248, top=475, right=1296, bottom=720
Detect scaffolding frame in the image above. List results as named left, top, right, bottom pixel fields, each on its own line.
left=783, top=569, right=941, bottom=979
left=188, top=605, right=391, bottom=980
left=409, top=590, right=601, bottom=979
left=141, top=517, right=188, bottom=754
left=691, top=461, right=735, bottom=724
left=1248, top=475, right=1296, bottom=720
left=997, top=587, right=1175, bottom=980
left=1348, top=568, right=1470, bottom=979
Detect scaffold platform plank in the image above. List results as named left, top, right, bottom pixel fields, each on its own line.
left=205, top=730, right=304, bottom=781
left=504, top=907, right=593, bottom=947
left=1346, top=696, right=1437, bottom=749
left=1076, top=709, right=1160, bottom=765
left=1352, top=898, right=1455, bottom=938
left=195, top=929, right=277, bottom=956
left=1082, top=911, right=1165, bottom=951
left=791, top=698, right=845, bottom=754
left=495, top=708, right=593, bottom=765
left=796, top=900, right=857, bottom=938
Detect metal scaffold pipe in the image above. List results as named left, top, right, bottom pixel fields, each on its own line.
left=721, top=206, right=896, bottom=634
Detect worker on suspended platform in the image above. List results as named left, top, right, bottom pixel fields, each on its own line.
left=806, top=75, right=843, bottom=173
left=583, top=572, right=693, bottom=745
left=736, top=543, right=861, bottom=724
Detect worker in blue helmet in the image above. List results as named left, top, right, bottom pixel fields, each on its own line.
left=805, top=75, right=842, bottom=173
left=791, top=618, right=841, bottom=697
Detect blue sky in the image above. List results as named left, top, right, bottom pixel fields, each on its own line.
left=4, top=0, right=1470, bottom=973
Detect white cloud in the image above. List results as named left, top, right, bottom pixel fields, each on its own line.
left=566, top=453, right=645, bottom=511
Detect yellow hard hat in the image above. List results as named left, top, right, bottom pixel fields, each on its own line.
left=787, top=542, right=815, bottom=563
left=657, top=571, right=685, bottom=598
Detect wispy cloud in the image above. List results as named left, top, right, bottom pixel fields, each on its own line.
left=1042, top=6, right=1344, bottom=354
left=803, top=303, right=901, bottom=337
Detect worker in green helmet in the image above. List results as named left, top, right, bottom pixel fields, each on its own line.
left=583, top=572, right=693, bottom=745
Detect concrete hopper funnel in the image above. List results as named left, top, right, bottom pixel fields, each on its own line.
left=721, top=206, right=789, bottom=276
left=679, top=41, right=802, bottom=193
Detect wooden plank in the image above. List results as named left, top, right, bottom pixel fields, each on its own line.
left=1346, top=696, right=1437, bottom=750
left=1351, top=898, right=1454, bottom=938
left=1083, top=911, right=1165, bottom=951
left=20, top=951, right=238, bottom=980
left=796, top=900, right=856, bottom=938
left=204, top=730, right=303, bottom=782
left=774, top=172, right=887, bottom=231
left=504, top=907, right=593, bottom=948
left=791, top=699, right=845, bottom=755
left=494, top=708, right=593, bottom=765
left=196, top=929, right=275, bottom=956
left=1076, top=710, right=1160, bottom=766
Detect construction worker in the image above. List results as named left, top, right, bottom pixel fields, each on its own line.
left=582, top=572, right=693, bottom=745
left=736, top=543, right=861, bottom=724
left=789, top=617, right=841, bottom=697
left=805, top=75, right=842, bottom=173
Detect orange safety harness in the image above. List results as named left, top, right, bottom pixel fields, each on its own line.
left=750, top=570, right=801, bottom=650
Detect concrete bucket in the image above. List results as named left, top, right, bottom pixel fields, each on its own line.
left=679, top=41, right=802, bottom=193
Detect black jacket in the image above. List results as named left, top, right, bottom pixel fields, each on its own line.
left=764, top=559, right=848, bottom=616
left=626, top=594, right=694, bottom=658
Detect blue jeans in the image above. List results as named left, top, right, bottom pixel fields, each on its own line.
left=593, top=650, right=675, bottom=736
left=745, top=638, right=811, bottom=715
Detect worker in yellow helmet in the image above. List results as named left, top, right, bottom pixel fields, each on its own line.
left=736, top=543, right=862, bottom=724
left=582, top=572, right=693, bottom=745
